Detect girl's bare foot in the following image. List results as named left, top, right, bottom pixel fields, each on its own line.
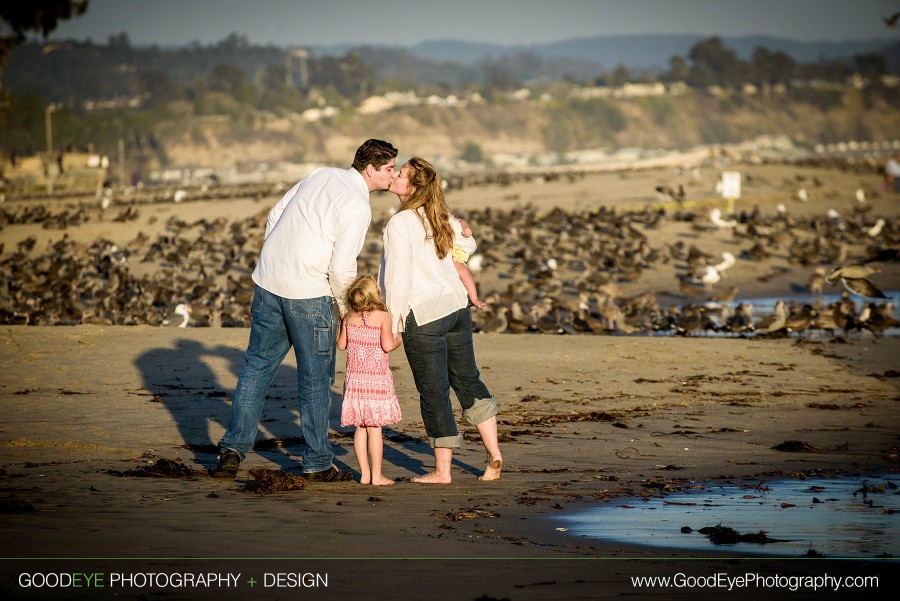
left=371, top=476, right=395, bottom=486
left=359, top=473, right=371, bottom=485
left=411, top=471, right=452, bottom=484
left=478, top=456, right=503, bottom=481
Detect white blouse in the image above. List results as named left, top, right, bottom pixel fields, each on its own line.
left=379, top=209, right=477, bottom=334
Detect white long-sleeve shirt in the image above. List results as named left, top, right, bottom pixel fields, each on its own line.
left=252, top=167, right=371, bottom=311
left=380, top=209, right=477, bottom=334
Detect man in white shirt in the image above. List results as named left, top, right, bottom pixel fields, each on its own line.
left=886, top=152, right=900, bottom=193
left=214, top=139, right=398, bottom=482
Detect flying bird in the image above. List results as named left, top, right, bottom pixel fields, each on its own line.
left=826, top=264, right=887, bottom=299
left=884, top=12, right=900, bottom=27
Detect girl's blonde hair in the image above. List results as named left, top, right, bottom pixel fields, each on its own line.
left=398, top=157, right=453, bottom=259
left=344, top=274, right=387, bottom=313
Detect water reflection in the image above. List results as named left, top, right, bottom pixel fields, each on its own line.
left=557, top=475, right=899, bottom=557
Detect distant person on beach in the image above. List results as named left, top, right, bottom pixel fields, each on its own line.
left=451, top=217, right=486, bottom=309
left=213, top=139, right=398, bottom=482
left=885, top=151, right=900, bottom=193
left=337, top=274, right=403, bottom=485
left=380, top=157, right=503, bottom=484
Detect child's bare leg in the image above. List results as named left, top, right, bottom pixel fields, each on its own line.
left=411, top=447, right=453, bottom=484
left=475, top=416, right=503, bottom=481
left=366, top=426, right=394, bottom=485
left=353, top=427, right=371, bottom=484
left=454, top=261, right=485, bottom=309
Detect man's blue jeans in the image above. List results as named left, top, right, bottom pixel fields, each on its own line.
left=218, top=286, right=337, bottom=473
left=402, top=308, right=496, bottom=448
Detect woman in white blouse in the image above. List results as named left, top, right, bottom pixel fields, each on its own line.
left=379, top=157, right=503, bottom=483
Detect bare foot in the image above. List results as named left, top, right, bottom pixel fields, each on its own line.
left=411, top=471, right=452, bottom=484
left=359, top=474, right=371, bottom=485
left=478, top=456, right=503, bottom=481
left=371, top=476, right=396, bottom=486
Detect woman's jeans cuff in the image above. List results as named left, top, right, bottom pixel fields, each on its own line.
left=462, top=396, right=498, bottom=426
left=429, top=433, right=464, bottom=448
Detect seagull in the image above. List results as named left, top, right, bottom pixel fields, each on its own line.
left=756, top=299, right=787, bottom=333
left=867, top=218, right=885, bottom=237
left=479, top=306, right=508, bottom=334
left=709, top=208, right=737, bottom=229
left=826, top=264, right=887, bottom=299
left=162, top=303, right=191, bottom=327
left=885, top=11, right=900, bottom=27
left=699, top=265, right=721, bottom=290
left=807, top=266, right=826, bottom=296
left=711, top=251, right=736, bottom=274
left=655, top=184, right=685, bottom=205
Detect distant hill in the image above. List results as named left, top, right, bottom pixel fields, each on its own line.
left=305, top=34, right=900, bottom=72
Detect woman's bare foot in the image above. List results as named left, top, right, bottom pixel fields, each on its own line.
left=411, top=471, right=452, bottom=484
left=371, top=475, right=396, bottom=486
left=478, top=456, right=503, bottom=481
left=358, top=473, right=371, bottom=485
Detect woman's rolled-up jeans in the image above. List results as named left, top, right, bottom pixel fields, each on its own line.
left=402, top=307, right=497, bottom=448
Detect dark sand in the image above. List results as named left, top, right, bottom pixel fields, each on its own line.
left=1, top=327, right=898, bottom=600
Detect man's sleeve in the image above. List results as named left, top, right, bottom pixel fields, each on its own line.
left=328, top=201, right=372, bottom=313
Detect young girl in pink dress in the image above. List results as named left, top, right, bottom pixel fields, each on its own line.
left=337, top=275, right=403, bottom=485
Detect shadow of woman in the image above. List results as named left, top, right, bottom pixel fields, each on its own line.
left=135, top=338, right=339, bottom=472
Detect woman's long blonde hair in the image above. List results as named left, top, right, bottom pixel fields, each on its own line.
left=344, top=275, right=387, bottom=313
left=399, top=157, right=453, bottom=259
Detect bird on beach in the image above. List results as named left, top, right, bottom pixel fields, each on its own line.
left=807, top=266, right=827, bottom=296
left=699, top=265, right=721, bottom=291
left=709, top=208, right=738, bottom=230
left=161, top=303, right=191, bottom=327
left=479, top=306, right=509, bottom=334
left=755, top=300, right=787, bottom=333
left=867, top=218, right=885, bottom=238
left=826, top=264, right=887, bottom=299
left=655, top=184, right=685, bottom=206
left=859, top=302, right=899, bottom=338
left=709, top=285, right=738, bottom=303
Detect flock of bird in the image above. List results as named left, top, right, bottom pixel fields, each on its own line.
left=447, top=201, right=898, bottom=338
left=0, top=162, right=897, bottom=339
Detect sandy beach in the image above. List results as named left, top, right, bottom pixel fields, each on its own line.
left=1, top=160, right=899, bottom=600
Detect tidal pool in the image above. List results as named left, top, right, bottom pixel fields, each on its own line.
left=556, top=474, right=899, bottom=557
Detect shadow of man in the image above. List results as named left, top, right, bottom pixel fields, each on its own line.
left=135, top=338, right=346, bottom=472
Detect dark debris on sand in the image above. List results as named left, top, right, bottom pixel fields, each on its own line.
left=772, top=440, right=821, bottom=452
left=697, top=524, right=787, bottom=545
left=107, top=457, right=206, bottom=480
left=0, top=494, right=37, bottom=513
left=241, top=468, right=307, bottom=494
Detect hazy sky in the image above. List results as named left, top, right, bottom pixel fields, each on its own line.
left=47, top=0, right=900, bottom=47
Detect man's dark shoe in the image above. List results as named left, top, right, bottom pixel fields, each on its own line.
left=212, top=450, right=240, bottom=479
left=303, top=465, right=354, bottom=483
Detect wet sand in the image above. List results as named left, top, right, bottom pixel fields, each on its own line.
left=1, top=161, right=899, bottom=599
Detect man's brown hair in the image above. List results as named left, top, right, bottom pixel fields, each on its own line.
left=351, top=139, right=398, bottom=171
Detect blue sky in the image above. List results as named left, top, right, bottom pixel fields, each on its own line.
left=47, top=0, right=900, bottom=47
